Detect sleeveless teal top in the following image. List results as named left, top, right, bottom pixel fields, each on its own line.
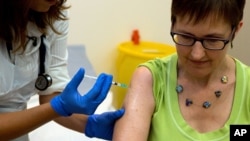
left=140, top=53, right=250, bottom=141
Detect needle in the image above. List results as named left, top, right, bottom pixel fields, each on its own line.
left=85, top=75, right=128, bottom=88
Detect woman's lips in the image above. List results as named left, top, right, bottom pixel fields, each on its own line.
left=190, top=60, right=209, bottom=66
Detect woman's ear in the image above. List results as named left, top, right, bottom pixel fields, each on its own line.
left=235, top=21, right=243, bottom=35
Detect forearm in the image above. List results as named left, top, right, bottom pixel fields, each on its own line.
left=53, top=114, right=88, bottom=133
left=39, top=92, right=88, bottom=133
left=0, top=103, right=59, bottom=140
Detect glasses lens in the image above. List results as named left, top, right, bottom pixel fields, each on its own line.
left=171, top=32, right=228, bottom=50
left=172, top=33, right=194, bottom=46
left=203, top=39, right=225, bottom=50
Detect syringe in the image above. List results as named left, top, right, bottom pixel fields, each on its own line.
left=85, top=75, right=128, bottom=88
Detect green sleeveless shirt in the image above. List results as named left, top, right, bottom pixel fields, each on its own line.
left=140, top=53, right=250, bottom=141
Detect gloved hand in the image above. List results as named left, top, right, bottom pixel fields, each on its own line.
left=50, top=68, right=113, bottom=116
left=85, top=108, right=125, bottom=140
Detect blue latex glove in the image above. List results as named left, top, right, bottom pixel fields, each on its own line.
left=50, top=68, right=113, bottom=116
left=85, top=108, right=125, bottom=140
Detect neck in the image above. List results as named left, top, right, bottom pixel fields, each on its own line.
left=177, top=56, right=234, bottom=86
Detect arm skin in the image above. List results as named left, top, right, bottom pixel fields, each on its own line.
left=0, top=92, right=91, bottom=140
left=0, top=103, right=60, bottom=140
left=113, top=66, right=155, bottom=141
left=39, top=92, right=89, bottom=133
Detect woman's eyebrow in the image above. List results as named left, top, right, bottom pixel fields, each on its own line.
left=176, top=29, right=226, bottom=38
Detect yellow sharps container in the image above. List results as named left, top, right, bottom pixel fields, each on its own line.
left=112, top=40, right=176, bottom=109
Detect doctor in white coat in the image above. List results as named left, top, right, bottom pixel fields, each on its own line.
left=0, top=0, right=124, bottom=141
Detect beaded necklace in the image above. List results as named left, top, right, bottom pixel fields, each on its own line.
left=176, top=76, right=228, bottom=109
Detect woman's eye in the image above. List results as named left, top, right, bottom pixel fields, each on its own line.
left=179, top=35, right=193, bottom=41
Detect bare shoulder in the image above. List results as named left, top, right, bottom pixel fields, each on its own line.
left=129, top=66, right=153, bottom=88
left=123, top=66, right=155, bottom=110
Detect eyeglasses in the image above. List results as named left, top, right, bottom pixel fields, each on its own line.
left=170, top=28, right=235, bottom=50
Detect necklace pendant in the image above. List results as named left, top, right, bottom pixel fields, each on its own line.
left=221, top=76, right=228, bottom=84
left=203, top=101, right=211, bottom=108
left=185, top=98, right=193, bottom=106
left=176, top=85, right=183, bottom=93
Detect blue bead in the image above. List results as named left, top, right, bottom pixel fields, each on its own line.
left=185, top=98, right=193, bottom=106
left=214, top=91, right=222, bottom=98
left=176, top=85, right=183, bottom=93
left=203, top=101, right=211, bottom=108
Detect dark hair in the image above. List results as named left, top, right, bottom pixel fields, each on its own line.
left=171, top=0, right=245, bottom=28
left=0, top=0, right=70, bottom=51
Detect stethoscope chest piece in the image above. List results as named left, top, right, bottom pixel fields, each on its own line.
left=34, top=34, right=53, bottom=91
left=7, top=34, right=53, bottom=91
left=35, top=74, right=52, bottom=91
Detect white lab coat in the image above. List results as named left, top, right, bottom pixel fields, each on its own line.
left=0, top=13, right=70, bottom=141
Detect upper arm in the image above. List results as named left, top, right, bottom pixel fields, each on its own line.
left=39, top=92, right=60, bottom=104
left=113, top=66, right=155, bottom=141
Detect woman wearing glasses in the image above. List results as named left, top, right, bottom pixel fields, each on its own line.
left=113, top=0, right=248, bottom=141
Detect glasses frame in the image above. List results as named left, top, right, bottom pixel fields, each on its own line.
left=170, top=28, right=236, bottom=50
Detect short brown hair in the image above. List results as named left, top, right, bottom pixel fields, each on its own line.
left=171, top=0, right=245, bottom=28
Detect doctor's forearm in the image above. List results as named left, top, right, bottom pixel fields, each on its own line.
left=39, top=92, right=88, bottom=133
left=53, top=114, right=88, bottom=133
left=0, top=103, right=59, bottom=140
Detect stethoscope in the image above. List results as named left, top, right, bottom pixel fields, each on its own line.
left=6, top=35, right=52, bottom=91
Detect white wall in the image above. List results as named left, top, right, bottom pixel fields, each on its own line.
left=67, top=0, right=173, bottom=74
left=67, top=0, right=250, bottom=75
left=229, top=1, right=250, bottom=66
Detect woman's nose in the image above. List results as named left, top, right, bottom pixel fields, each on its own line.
left=190, top=41, right=206, bottom=59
